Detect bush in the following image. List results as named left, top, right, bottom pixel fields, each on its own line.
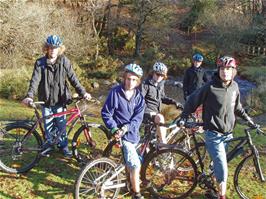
left=0, top=67, right=31, bottom=99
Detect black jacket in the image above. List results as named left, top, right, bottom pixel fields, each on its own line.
left=27, top=55, right=86, bottom=106
left=183, top=65, right=208, bottom=99
left=181, top=74, right=251, bottom=134
left=141, top=77, right=176, bottom=114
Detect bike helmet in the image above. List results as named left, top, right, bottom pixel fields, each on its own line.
left=46, top=35, right=62, bottom=48
left=125, top=63, right=143, bottom=77
left=192, top=53, right=204, bottom=62
left=153, top=62, right=168, bottom=75
left=217, top=56, right=237, bottom=69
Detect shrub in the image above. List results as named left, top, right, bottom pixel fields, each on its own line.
left=0, top=67, right=31, bottom=99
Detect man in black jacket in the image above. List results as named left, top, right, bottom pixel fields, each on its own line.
left=180, top=56, right=258, bottom=199
left=141, top=62, right=182, bottom=143
left=22, top=35, right=91, bottom=157
left=183, top=53, right=208, bottom=100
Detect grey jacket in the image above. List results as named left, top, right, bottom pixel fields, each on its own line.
left=141, top=77, right=176, bottom=114
left=181, top=74, right=251, bottom=134
left=27, top=55, right=86, bottom=106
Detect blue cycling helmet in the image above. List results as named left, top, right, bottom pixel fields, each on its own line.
left=192, top=53, right=204, bottom=62
left=46, top=35, right=62, bottom=48
left=125, top=63, right=143, bottom=77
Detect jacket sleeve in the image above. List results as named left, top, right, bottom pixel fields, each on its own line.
left=64, top=56, right=86, bottom=96
left=127, top=95, right=145, bottom=134
left=161, top=82, right=176, bottom=105
left=234, top=89, right=252, bottom=121
left=27, top=61, right=42, bottom=98
left=181, top=83, right=209, bottom=119
left=203, top=71, right=208, bottom=83
left=140, top=82, right=147, bottom=98
left=101, top=89, right=118, bottom=131
left=183, top=69, right=189, bottom=99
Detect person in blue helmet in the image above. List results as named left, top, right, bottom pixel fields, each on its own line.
left=183, top=53, right=208, bottom=100
left=22, top=35, right=91, bottom=157
left=102, top=63, right=145, bottom=199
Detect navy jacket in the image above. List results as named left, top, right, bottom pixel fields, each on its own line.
left=183, top=66, right=208, bottom=99
left=101, top=84, right=145, bottom=144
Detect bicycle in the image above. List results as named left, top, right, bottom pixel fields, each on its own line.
left=0, top=96, right=111, bottom=174
left=154, top=121, right=266, bottom=199
left=75, top=120, right=204, bottom=199
left=103, top=115, right=206, bottom=170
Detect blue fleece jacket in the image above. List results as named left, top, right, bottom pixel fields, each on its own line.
left=101, top=84, right=145, bottom=144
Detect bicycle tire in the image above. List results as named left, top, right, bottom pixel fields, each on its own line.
left=141, top=148, right=198, bottom=199
left=0, top=124, right=42, bottom=173
left=234, top=153, right=266, bottom=199
left=75, top=157, right=120, bottom=199
left=72, top=124, right=109, bottom=164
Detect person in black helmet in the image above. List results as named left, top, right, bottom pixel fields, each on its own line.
left=183, top=53, right=208, bottom=100
left=180, top=56, right=259, bottom=199
left=22, top=35, right=91, bottom=157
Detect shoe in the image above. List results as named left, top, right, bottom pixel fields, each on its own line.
left=61, top=146, right=72, bottom=158
left=205, top=189, right=218, bottom=199
left=131, top=192, right=144, bottom=199
left=40, top=142, right=54, bottom=157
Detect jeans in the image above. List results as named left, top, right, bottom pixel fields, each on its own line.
left=204, top=130, right=233, bottom=183
left=122, top=140, right=141, bottom=169
left=42, top=105, right=68, bottom=149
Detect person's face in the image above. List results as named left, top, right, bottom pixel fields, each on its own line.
left=47, top=46, right=60, bottom=59
left=219, top=66, right=236, bottom=83
left=124, top=72, right=140, bottom=91
left=193, top=60, right=202, bottom=68
left=153, top=72, right=165, bottom=83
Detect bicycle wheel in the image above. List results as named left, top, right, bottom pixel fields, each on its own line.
left=234, top=153, right=266, bottom=199
left=75, top=157, right=120, bottom=199
left=72, top=124, right=109, bottom=164
left=0, top=124, right=42, bottom=173
left=141, top=148, right=198, bottom=199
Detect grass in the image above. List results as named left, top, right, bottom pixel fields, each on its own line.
left=0, top=99, right=266, bottom=199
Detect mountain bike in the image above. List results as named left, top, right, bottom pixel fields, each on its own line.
left=154, top=121, right=266, bottom=199
left=0, top=96, right=111, bottom=174
left=103, top=114, right=206, bottom=169
left=74, top=125, right=198, bottom=199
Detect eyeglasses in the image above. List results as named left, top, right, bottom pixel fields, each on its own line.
left=155, top=72, right=165, bottom=77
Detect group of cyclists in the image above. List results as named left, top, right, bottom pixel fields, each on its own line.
left=22, top=34, right=259, bottom=199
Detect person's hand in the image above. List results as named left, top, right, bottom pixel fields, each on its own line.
left=248, top=120, right=260, bottom=129
left=175, top=102, right=184, bottom=110
left=83, top=92, right=92, bottom=100
left=114, top=129, right=124, bottom=141
left=178, top=118, right=186, bottom=127
left=22, top=97, right=33, bottom=106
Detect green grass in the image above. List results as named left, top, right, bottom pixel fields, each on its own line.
left=0, top=99, right=266, bottom=199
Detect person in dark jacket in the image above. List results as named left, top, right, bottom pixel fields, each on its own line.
left=183, top=53, right=208, bottom=100
left=180, top=56, right=258, bottom=199
left=101, top=63, right=145, bottom=199
left=22, top=35, right=91, bottom=157
left=141, top=62, right=182, bottom=143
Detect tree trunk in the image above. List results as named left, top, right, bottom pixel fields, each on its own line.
left=134, top=28, right=142, bottom=57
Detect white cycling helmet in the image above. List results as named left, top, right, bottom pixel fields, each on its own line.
left=153, top=62, right=168, bottom=75
left=124, top=63, right=143, bottom=77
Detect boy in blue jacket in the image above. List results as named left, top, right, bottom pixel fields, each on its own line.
left=101, top=63, right=145, bottom=199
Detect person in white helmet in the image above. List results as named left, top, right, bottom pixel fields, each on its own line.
left=141, top=61, right=183, bottom=143
left=102, top=63, right=145, bottom=199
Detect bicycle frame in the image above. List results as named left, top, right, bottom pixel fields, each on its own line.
left=22, top=100, right=91, bottom=149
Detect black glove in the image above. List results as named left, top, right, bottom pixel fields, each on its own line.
left=175, top=102, right=184, bottom=110
left=247, top=118, right=259, bottom=129
left=178, top=118, right=187, bottom=127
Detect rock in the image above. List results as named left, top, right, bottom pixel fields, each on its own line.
left=92, top=82, right=100, bottom=89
